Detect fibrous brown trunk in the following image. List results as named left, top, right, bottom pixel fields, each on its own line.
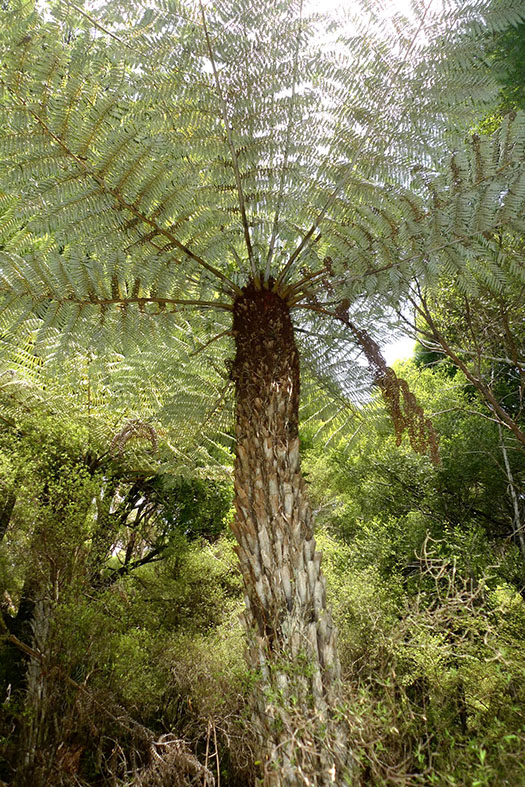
left=231, top=283, right=350, bottom=786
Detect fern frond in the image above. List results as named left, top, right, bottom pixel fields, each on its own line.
left=1, top=0, right=525, bottom=464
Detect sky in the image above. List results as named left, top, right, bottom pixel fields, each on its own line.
left=383, top=334, right=415, bottom=365
left=310, top=0, right=443, bottom=20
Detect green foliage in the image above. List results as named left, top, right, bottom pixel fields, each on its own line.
left=149, top=477, right=233, bottom=542
left=301, top=356, right=525, bottom=784
left=2, top=322, right=525, bottom=787
left=306, top=359, right=525, bottom=577
left=0, top=395, right=243, bottom=785
left=490, top=19, right=525, bottom=111
left=319, top=531, right=525, bottom=786
left=0, top=0, right=524, bottom=426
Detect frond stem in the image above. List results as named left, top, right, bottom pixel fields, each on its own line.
left=189, top=328, right=233, bottom=356
left=9, top=86, right=242, bottom=297
left=199, top=2, right=257, bottom=283
left=291, top=302, right=337, bottom=318
left=265, top=0, right=303, bottom=280
left=59, top=296, right=233, bottom=311
left=63, top=1, right=212, bottom=87
left=283, top=266, right=329, bottom=300
left=64, top=1, right=132, bottom=48
left=275, top=0, right=434, bottom=288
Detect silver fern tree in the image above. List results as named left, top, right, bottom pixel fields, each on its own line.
left=1, top=0, right=525, bottom=783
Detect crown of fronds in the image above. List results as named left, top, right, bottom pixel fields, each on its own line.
left=0, top=0, right=525, bottom=456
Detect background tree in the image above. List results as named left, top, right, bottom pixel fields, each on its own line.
left=1, top=0, right=525, bottom=782
left=401, top=14, right=525, bottom=565
left=489, top=15, right=525, bottom=114
left=0, top=362, right=235, bottom=785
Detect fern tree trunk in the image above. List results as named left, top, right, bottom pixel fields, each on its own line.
left=231, top=283, right=350, bottom=786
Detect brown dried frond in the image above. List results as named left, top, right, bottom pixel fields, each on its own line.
left=336, top=307, right=439, bottom=464
left=110, top=420, right=158, bottom=455
left=377, top=370, right=440, bottom=465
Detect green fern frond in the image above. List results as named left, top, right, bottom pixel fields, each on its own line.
left=1, top=0, right=525, bottom=460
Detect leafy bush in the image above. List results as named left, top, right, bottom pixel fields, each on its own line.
left=321, top=532, right=525, bottom=786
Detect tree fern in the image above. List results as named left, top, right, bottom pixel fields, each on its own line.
left=1, top=0, right=525, bottom=782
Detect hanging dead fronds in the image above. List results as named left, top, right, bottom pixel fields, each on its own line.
left=110, top=420, right=158, bottom=455
left=335, top=301, right=440, bottom=464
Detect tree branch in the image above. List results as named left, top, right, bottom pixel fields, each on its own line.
left=99, top=546, right=165, bottom=588
left=414, top=290, right=525, bottom=447
left=498, top=421, right=525, bottom=557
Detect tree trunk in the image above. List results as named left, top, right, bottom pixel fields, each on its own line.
left=16, top=598, right=52, bottom=786
left=0, top=491, right=16, bottom=542
left=231, top=283, right=350, bottom=786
